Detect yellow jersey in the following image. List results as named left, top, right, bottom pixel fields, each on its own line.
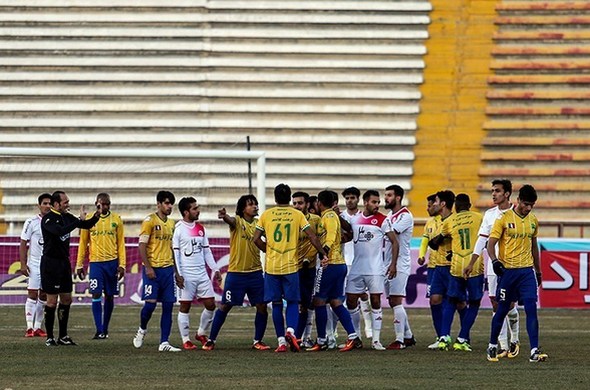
left=228, top=215, right=262, bottom=273
left=441, top=210, right=483, bottom=277
left=490, top=209, right=538, bottom=269
left=296, top=213, right=322, bottom=268
left=77, top=211, right=126, bottom=268
left=321, top=209, right=345, bottom=265
left=422, top=216, right=441, bottom=268
left=256, top=206, right=310, bottom=275
left=433, top=213, right=453, bottom=267
left=139, top=213, right=175, bottom=268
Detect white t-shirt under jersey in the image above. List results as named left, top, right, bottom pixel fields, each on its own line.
left=340, top=209, right=361, bottom=266
left=383, top=207, right=414, bottom=274
left=350, top=212, right=387, bottom=276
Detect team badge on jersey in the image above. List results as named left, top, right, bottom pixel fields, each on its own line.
left=508, top=223, right=515, bottom=229
left=371, top=218, right=378, bottom=225
left=155, top=225, right=161, bottom=231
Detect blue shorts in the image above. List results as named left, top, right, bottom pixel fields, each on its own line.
left=89, top=259, right=119, bottom=296
left=314, top=264, right=347, bottom=301
left=496, top=267, right=538, bottom=303
left=299, top=267, right=316, bottom=307
left=426, top=267, right=434, bottom=298
left=447, top=275, right=484, bottom=302
left=142, top=266, right=176, bottom=303
left=264, top=272, right=300, bottom=303
left=222, top=270, right=265, bottom=306
left=430, top=266, right=451, bottom=296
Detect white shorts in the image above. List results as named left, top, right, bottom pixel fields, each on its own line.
left=487, top=274, right=498, bottom=298
left=345, top=274, right=384, bottom=295
left=384, top=272, right=409, bottom=297
left=27, top=262, right=41, bottom=290
left=177, top=277, right=214, bottom=302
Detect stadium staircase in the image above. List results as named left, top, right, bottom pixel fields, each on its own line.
left=0, top=0, right=431, bottom=234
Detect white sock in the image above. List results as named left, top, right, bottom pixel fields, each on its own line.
left=507, top=307, right=520, bottom=343
left=495, top=311, right=509, bottom=350
left=25, top=298, right=36, bottom=329
left=286, top=326, right=295, bottom=335
left=348, top=306, right=361, bottom=336
left=360, top=299, right=372, bottom=331
left=198, top=309, right=215, bottom=336
left=371, top=308, right=383, bottom=343
left=177, top=312, right=190, bottom=343
left=34, top=300, right=46, bottom=330
left=392, top=305, right=406, bottom=342
left=278, top=336, right=286, bottom=346
left=404, top=313, right=413, bottom=339
left=304, top=309, right=314, bottom=339
left=326, top=305, right=334, bottom=338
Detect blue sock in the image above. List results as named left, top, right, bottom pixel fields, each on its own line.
left=523, top=299, right=539, bottom=349
left=285, top=301, right=299, bottom=331
left=103, top=296, right=114, bottom=334
left=209, top=309, right=228, bottom=342
left=431, top=303, right=443, bottom=337
left=315, top=305, right=327, bottom=339
left=332, top=304, right=356, bottom=337
left=140, top=301, right=157, bottom=330
left=490, top=301, right=511, bottom=344
left=91, top=298, right=103, bottom=333
left=160, top=301, right=173, bottom=344
left=295, top=310, right=307, bottom=339
left=254, top=310, right=268, bottom=342
left=457, top=305, right=467, bottom=325
left=440, top=300, right=455, bottom=336
left=272, top=302, right=285, bottom=337
left=458, top=302, right=480, bottom=341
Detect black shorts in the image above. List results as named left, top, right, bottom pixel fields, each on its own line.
left=40, top=256, right=73, bottom=294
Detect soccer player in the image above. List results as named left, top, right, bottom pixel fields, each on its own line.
left=433, top=194, right=484, bottom=352
left=41, top=191, right=100, bottom=346
left=307, top=190, right=362, bottom=352
left=426, top=190, right=455, bottom=350
left=418, top=194, right=442, bottom=349
left=19, top=193, right=51, bottom=338
left=468, top=179, right=520, bottom=357
left=346, top=189, right=392, bottom=350
left=76, top=193, right=126, bottom=340
left=172, top=197, right=221, bottom=350
left=132, top=190, right=181, bottom=352
left=253, top=183, right=328, bottom=353
left=340, top=186, right=372, bottom=339
left=291, top=191, right=323, bottom=347
left=382, top=185, right=416, bottom=350
left=485, top=184, right=547, bottom=363
left=203, top=195, right=270, bottom=351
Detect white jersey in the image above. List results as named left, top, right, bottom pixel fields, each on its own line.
left=173, top=220, right=218, bottom=280
left=383, top=207, right=414, bottom=274
left=478, top=205, right=513, bottom=276
left=20, top=215, right=43, bottom=266
left=350, top=212, right=388, bottom=276
left=340, top=210, right=361, bottom=266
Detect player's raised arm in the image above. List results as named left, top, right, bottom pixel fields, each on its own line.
left=218, top=207, right=237, bottom=229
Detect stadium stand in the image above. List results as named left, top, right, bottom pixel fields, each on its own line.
left=0, top=0, right=431, bottom=234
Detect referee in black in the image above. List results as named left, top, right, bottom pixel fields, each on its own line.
left=41, top=191, right=101, bottom=346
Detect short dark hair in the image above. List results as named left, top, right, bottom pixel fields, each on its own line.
left=38, top=193, right=51, bottom=205
left=329, top=190, right=339, bottom=205
left=157, top=190, right=175, bottom=205
left=274, top=183, right=291, bottom=204
left=492, top=179, right=512, bottom=196
left=292, top=191, right=310, bottom=203
left=308, top=195, right=318, bottom=212
left=385, top=184, right=404, bottom=200
left=342, top=187, right=360, bottom=198
left=426, top=194, right=437, bottom=203
left=317, top=190, right=333, bottom=208
left=236, top=194, right=258, bottom=217
left=436, top=190, right=455, bottom=210
left=455, top=193, right=471, bottom=211
left=518, top=184, right=538, bottom=203
left=51, top=191, right=65, bottom=205
left=178, top=197, right=196, bottom=216
left=96, top=192, right=110, bottom=202
left=363, top=189, right=380, bottom=201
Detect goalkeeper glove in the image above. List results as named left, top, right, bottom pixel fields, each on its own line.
left=492, top=259, right=505, bottom=276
